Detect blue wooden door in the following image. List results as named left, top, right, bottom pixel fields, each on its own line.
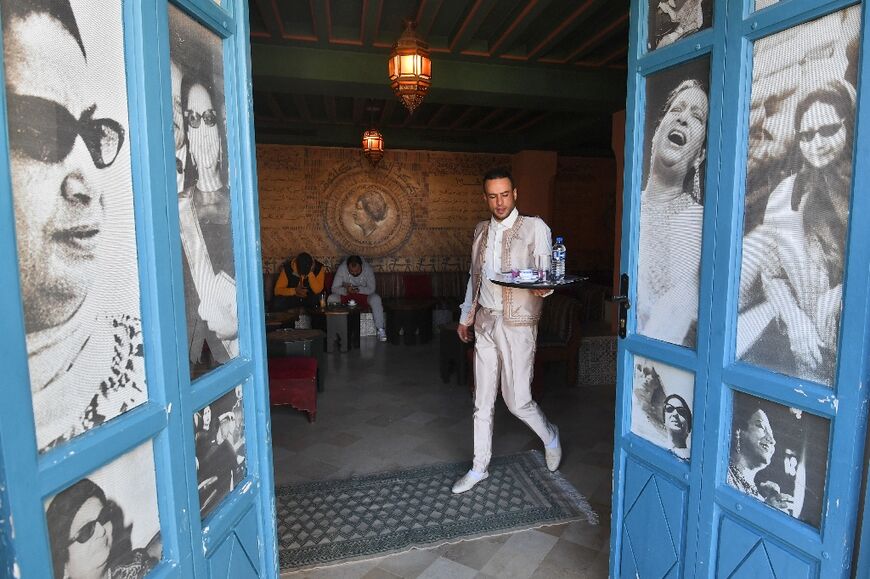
left=611, top=0, right=870, bottom=576
left=0, top=1, right=276, bottom=577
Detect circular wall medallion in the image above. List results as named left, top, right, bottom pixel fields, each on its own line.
left=323, top=169, right=413, bottom=257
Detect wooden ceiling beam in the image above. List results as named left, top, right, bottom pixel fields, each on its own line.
left=472, top=107, right=507, bottom=130
left=427, top=104, right=452, bottom=128
left=251, top=0, right=282, bottom=39
left=252, top=44, right=626, bottom=113
left=489, top=0, right=554, bottom=57
left=311, top=0, right=330, bottom=45
left=512, top=111, right=550, bottom=132
left=292, top=94, right=312, bottom=122
left=352, top=98, right=366, bottom=124
left=325, top=96, right=337, bottom=122
left=267, top=93, right=286, bottom=120
left=415, top=0, right=445, bottom=38
left=526, top=0, right=603, bottom=61
left=492, top=109, right=529, bottom=132
left=449, top=105, right=480, bottom=129
left=361, top=0, right=383, bottom=46
left=380, top=99, right=396, bottom=125
left=449, top=0, right=498, bottom=54
left=563, top=13, right=629, bottom=63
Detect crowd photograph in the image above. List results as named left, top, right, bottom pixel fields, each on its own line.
left=194, top=386, right=247, bottom=518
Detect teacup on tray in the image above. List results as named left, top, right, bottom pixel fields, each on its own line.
left=517, top=269, right=537, bottom=282
left=347, top=299, right=357, bottom=307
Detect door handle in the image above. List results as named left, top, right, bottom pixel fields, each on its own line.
left=610, top=274, right=630, bottom=339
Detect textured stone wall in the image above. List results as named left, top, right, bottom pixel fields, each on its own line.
left=257, top=145, right=507, bottom=272
left=257, top=145, right=615, bottom=276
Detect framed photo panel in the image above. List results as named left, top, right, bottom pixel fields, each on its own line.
left=631, top=355, right=695, bottom=460
left=737, top=6, right=861, bottom=386
left=169, top=4, right=240, bottom=380
left=194, top=386, right=247, bottom=518
left=648, top=0, right=713, bottom=51
left=44, top=442, right=161, bottom=579
left=1, top=0, right=148, bottom=452
left=728, top=391, right=830, bottom=528
left=636, top=56, right=711, bottom=349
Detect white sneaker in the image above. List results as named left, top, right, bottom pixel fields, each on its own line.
left=451, top=470, right=488, bottom=494
left=377, top=328, right=387, bottom=342
left=545, top=426, right=562, bottom=472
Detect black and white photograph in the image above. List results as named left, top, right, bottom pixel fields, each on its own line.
left=737, top=7, right=860, bottom=387
left=728, top=391, right=830, bottom=528
left=648, top=0, right=713, bottom=51
left=44, top=442, right=161, bottom=579
left=631, top=356, right=695, bottom=460
left=636, top=57, right=710, bottom=349
left=2, top=0, right=148, bottom=452
left=194, top=385, right=247, bottom=518
left=169, top=4, right=239, bottom=380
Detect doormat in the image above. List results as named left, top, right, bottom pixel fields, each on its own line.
left=275, top=450, right=598, bottom=571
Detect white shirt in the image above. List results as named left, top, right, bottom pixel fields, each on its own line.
left=459, top=208, right=552, bottom=320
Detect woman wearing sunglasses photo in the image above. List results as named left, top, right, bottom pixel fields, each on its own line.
left=2, top=0, right=148, bottom=451
left=738, top=78, right=855, bottom=384
left=46, top=478, right=158, bottom=579
left=662, top=393, right=692, bottom=460
left=178, top=79, right=239, bottom=376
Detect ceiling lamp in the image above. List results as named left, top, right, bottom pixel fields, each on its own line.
left=388, top=20, right=432, bottom=113
left=362, top=127, right=384, bottom=166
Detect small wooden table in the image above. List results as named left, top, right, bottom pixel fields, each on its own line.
left=311, top=306, right=360, bottom=353
left=264, top=309, right=302, bottom=332
left=384, top=299, right=436, bottom=345
left=266, top=328, right=327, bottom=391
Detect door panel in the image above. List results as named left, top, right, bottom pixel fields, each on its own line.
left=0, top=0, right=275, bottom=576
left=613, top=0, right=870, bottom=577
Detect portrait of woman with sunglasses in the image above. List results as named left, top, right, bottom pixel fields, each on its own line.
left=2, top=0, right=148, bottom=451
left=662, top=393, right=692, bottom=460
left=46, top=478, right=159, bottom=579
left=738, top=78, right=855, bottom=385
left=170, top=7, right=240, bottom=379
left=631, top=358, right=695, bottom=460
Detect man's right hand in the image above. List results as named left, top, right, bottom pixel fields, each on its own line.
left=296, top=286, right=309, bottom=298
left=457, top=323, right=472, bottom=343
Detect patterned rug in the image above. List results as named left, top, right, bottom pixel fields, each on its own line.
left=276, top=450, right=598, bottom=571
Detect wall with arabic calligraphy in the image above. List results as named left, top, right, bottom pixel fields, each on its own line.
left=257, top=145, right=615, bottom=275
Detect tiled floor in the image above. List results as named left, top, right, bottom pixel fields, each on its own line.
left=271, top=332, right=615, bottom=578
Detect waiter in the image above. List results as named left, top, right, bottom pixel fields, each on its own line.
left=452, top=168, right=561, bottom=494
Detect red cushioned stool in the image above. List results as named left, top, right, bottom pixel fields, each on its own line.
left=268, top=357, right=317, bottom=423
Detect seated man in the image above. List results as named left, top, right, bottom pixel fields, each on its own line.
left=328, top=255, right=386, bottom=342
left=272, top=252, right=325, bottom=310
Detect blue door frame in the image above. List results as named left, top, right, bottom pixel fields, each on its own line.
left=611, top=0, right=870, bottom=576
left=0, top=0, right=276, bottom=576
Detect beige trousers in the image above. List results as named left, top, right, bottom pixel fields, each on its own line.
left=472, top=307, right=555, bottom=473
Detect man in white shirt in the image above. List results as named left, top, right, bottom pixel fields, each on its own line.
left=452, top=168, right=561, bottom=494
left=328, top=255, right=387, bottom=342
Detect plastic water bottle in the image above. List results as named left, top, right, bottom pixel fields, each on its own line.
left=551, top=236, right=566, bottom=282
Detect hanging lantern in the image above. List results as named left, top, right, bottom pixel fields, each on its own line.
left=388, top=20, right=432, bottom=113
left=362, top=127, right=384, bottom=166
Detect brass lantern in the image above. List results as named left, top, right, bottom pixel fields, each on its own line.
left=362, top=127, right=384, bottom=166
left=388, top=20, right=432, bottom=113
